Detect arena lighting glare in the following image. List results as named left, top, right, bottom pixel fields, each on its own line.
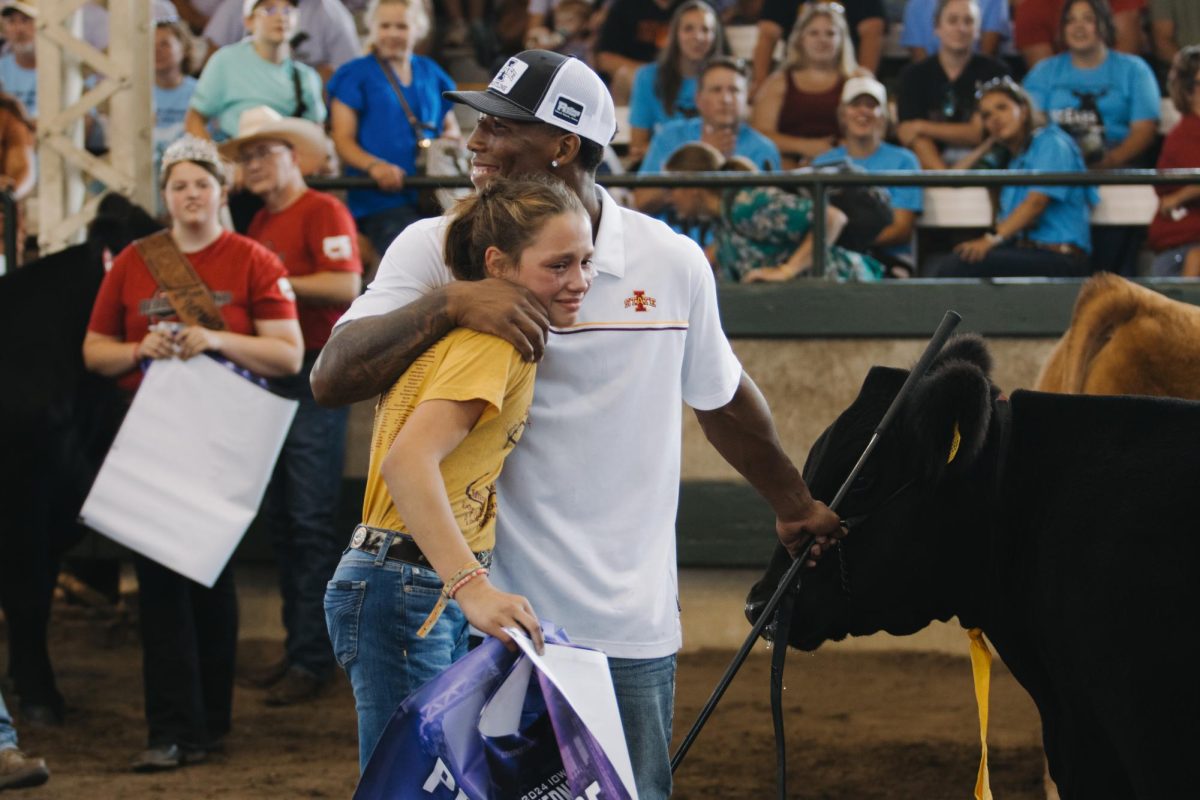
left=671, top=310, right=963, bottom=799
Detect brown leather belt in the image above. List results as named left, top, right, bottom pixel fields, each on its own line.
left=1017, top=239, right=1086, bottom=259
left=348, top=524, right=492, bottom=569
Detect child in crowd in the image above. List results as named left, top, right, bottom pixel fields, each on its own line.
left=324, top=176, right=596, bottom=771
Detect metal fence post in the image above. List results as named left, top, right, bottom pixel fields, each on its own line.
left=1, top=190, right=16, bottom=274
left=812, top=180, right=826, bottom=278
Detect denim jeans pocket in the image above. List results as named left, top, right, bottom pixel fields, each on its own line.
left=403, top=564, right=444, bottom=596
left=324, top=579, right=367, bottom=667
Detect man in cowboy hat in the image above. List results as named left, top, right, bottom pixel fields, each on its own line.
left=311, top=50, right=842, bottom=797
left=220, top=105, right=362, bottom=705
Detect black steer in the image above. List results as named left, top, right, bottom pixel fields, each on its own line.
left=0, top=194, right=160, bottom=718
left=747, top=335, right=1200, bottom=799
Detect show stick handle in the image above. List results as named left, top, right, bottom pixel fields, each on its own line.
left=873, top=310, right=962, bottom=437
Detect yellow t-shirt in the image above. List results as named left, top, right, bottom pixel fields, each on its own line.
left=361, top=328, right=535, bottom=553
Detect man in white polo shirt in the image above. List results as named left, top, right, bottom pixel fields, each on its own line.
left=311, top=50, right=841, bottom=799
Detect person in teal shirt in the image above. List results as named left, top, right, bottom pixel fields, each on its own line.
left=185, top=0, right=325, bottom=141
left=1022, top=0, right=1159, bottom=167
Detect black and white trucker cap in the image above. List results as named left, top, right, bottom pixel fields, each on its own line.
left=444, top=50, right=617, bottom=147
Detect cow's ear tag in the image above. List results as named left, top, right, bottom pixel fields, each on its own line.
left=947, top=422, right=962, bottom=464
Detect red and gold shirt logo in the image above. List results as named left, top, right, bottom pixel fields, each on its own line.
left=624, top=290, right=657, bottom=312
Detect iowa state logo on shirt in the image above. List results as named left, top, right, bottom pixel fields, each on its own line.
left=624, top=290, right=657, bottom=312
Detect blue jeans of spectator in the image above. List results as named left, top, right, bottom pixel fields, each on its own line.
left=324, top=543, right=468, bottom=772
left=263, top=353, right=349, bottom=681
left=134, top=557, right=238, bottom=749
left=356, top=204, right=424, bottom=260
left=0, top=688, right=17, bottom=750
left=608, top=654, right=677, bottom=800
left=927, top=245, right=1089, bottom=278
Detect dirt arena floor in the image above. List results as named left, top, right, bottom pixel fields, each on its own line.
left=4, top=597, right=1046, bottom=799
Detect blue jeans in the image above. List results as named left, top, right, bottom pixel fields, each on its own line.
left=0, top=688, right=17, bottom=750
left=263, top=354, right=349, bottom=680
left=324, top=544, right=468, bottom=772
left=609, top=654, right=676, bottom=800
left=356, top=205, right=424, bottom=260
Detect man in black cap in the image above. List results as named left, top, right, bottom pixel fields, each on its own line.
left=312, top=50, right=842, bottom=799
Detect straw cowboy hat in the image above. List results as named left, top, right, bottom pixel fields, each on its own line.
left=217, top=106, right=328, bottom=175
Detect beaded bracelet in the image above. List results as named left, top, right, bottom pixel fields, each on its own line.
left=415, top=559, right=485, bottom=639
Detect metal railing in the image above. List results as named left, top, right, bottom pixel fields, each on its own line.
left=310, top=168, right=1200, bottom=276
left=1, top=190, right=17, bottom=275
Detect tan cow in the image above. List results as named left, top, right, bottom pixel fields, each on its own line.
left=1036, top=272, right=1200, bottom=397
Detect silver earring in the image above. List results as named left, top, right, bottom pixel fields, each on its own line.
left=551, top=159, right=559, bottom=168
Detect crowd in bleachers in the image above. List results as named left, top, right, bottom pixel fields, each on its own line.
left=0, top=0, right=1198, bottom=279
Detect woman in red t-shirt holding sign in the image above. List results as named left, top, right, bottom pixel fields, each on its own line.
left=82, top=135, right=302, bottom=773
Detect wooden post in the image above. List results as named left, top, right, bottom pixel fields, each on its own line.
left=35, top=0, right=152, bottom=254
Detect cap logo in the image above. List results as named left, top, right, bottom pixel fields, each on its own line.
left=489, top=57, right=529, bottom=95
left=552, top=96, right=584, bottom=126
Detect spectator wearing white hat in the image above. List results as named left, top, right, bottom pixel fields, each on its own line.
left=814, top=76, right=923, bottom=276
left=217, top=106, right=362, bottom=706
left=184, top=0, right=325, bottom=142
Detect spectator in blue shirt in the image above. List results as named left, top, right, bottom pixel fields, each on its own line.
left=628, top=0, right=728, bottom=165
left=1023, top=0, right=1160, bottom=168
left=636, top=56, right=781, bottom=218
left=814, top=76, right=923, bottom=275
left=929, top=77, right=1098, bottom=278
left=328, top=0, right=460, bottom=259
left=154, top=10, right=200, bottom=216
left=0, top=2, right=37, bottom=120
left=901, top=0, right=1011, bottom=60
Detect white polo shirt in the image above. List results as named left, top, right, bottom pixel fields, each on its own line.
left=338, top=188, right=743, bottom=658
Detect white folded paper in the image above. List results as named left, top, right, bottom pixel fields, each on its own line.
left=80, top=356, right=297, bottom=587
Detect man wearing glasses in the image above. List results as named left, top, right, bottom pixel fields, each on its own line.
left=219, top=106, right=363, bottom=705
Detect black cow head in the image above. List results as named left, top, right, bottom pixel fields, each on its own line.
left=746, top=335, right=1005, bottom=650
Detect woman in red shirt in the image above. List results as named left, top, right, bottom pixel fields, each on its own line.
left=1149, top=45, right=1200, bottom=277
left=82, top=135, right=302, bottom=772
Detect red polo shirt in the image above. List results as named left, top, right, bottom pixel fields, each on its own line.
left=247, top=189, right=362, bottom=352
left=88, top=231, right=297, bottom=392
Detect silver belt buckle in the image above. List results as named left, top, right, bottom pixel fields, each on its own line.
left=350, top=525, right=368, bottom=549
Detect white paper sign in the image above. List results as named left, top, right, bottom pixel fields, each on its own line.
left=486, top=629, right=640, bottom=799
left=80, top=356, right=297, bottom=587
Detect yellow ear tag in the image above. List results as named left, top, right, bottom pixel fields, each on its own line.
left=968, top=628, right=994, bottom=800
left=948, top=422, right=962, bottom=464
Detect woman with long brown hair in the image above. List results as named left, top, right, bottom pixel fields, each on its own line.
left=627, top=0, right=728, bottom=164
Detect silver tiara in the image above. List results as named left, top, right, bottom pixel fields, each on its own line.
left=161, top=134, right=227, bottom=178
